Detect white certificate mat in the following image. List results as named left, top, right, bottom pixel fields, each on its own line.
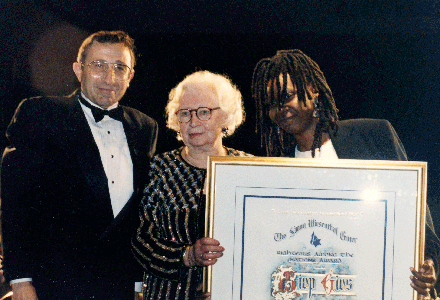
left=205, top=157, right=426, bottom=300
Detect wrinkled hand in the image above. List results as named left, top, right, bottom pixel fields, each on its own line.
left=11, top=281, right=38, bottom=300
left=193, top=237, right=224, bottom=267
left=410, top=259, right=437, bottom=299
left=187, top=237, right=224, bottom=267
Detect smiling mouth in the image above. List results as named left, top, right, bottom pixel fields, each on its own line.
left=278, top=116, right=295, bottom=125
left=98, top=87, right=115, bottom=93
left=189, top=132, right=203, bottom=137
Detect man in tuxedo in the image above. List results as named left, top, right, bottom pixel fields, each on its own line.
left=1, top=31, right=158, bottom=299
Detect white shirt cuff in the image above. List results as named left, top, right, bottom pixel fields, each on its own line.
left=135, top=281, right=142, bottom=292
left=10, top=278, right=32, bottom=285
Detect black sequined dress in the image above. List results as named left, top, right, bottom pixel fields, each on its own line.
left=132, top=147, right=251, bottom=300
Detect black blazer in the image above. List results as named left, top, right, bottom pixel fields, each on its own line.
left=330, top=119, right=439, bottom=277
left=1, top=90, right=158, bottom=299
left=330, top=119, right=407, bottom=160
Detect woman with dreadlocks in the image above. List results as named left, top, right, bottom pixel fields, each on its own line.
left=252, top=49, right=439, bottom=298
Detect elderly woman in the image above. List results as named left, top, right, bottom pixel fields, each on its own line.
left=132, top=70, right=251, bottom=299
left=252, top=49, right=439, bottom=298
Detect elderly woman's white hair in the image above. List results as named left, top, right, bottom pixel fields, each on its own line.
left=166, top=70, right=244, bottom=140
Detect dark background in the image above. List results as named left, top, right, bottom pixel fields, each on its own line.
left=2, top=0, right=440, bottom=232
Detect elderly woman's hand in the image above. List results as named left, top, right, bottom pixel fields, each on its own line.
left=410, top=259, right=437, bottom=299
left=184, top=237, right=224, bottom=267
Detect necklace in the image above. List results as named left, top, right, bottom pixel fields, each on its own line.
left=181, top=146, right=227, bottom=169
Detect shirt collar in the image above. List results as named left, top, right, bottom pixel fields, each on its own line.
left=295, top=139, right=339, bottom=159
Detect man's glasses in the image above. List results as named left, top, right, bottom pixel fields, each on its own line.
left=81, top=61, right=132, bottom=81
left=175, top=107, right=221, bottom=123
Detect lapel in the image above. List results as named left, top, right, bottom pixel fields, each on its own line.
left=330, top=121, right=362, bottom=159
left=64, top=92, right=113, bottom=217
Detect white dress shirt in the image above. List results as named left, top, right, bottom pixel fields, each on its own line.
left=295, top=139, right=339, bottom=159
left=79, top=93, right=134, bottom=217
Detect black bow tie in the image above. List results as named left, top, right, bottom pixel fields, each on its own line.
left=78, top=96, right=123, bottom=122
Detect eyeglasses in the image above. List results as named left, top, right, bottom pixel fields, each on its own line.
left=81, top=61, right=132, bottom=81
left=175, top=107, right=221, bottom=123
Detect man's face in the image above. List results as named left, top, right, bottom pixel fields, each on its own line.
left=73, top=42, right=134, bottom=109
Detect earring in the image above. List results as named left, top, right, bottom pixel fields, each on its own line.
left=313, top=97, right=320, bottom=118
left=222, top=127, right=229, bottom=137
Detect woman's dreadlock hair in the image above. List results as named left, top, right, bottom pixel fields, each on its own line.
left=252, top=49, right=339, bottom=157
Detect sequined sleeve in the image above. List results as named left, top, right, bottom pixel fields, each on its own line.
left=132, top=148, right=252, bottom=283
left=132, top=149, right=207, bottom=282
left=132, top=158, right=188, bottom=281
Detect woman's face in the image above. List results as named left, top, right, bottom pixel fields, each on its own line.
left=268, top=74, right=318, bottom=135
left=178, top=85, right=226, bottom=151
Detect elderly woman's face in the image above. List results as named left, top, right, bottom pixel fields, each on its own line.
left=268, top=74, right=318, bottom=135
left=178, top=85, right=226, bottom=150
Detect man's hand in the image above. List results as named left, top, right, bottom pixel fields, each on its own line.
left=410, top=259, right=437, bottom=299
left=11, top=281, right=38, bottom=300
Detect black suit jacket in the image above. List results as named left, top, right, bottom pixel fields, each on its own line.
left=0, top=90, right=158, bottom=299
left=329, top=119, right=439, bottom=277
left=330, top=119, right=407, bottom=160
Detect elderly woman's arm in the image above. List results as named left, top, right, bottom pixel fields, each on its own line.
left=132, top=200, right=224, bottom=281
left=131, top=164, right=224, bottom=282
left=131, top=173, right=187, bottom=281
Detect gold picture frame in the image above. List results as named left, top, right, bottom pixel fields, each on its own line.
left=205, top=156, right=426, bottom=299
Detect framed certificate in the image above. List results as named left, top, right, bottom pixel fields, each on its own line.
left=204, top=157, right=426, bottom=299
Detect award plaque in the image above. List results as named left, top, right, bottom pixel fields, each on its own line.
left=205, top=157, right=426, bottom=299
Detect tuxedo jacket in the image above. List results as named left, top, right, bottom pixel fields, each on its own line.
left=0, top=90, right=158, bottom=299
